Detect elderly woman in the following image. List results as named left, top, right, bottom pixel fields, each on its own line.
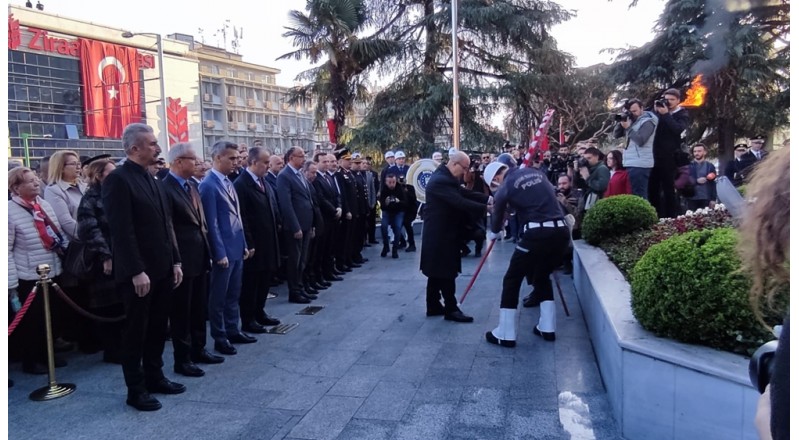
left=77, top=158, right=123, bottom=363
left=8, top=167, right=67, bottom=374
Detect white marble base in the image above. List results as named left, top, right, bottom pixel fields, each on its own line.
left=573, top=241, right=760, bottom=440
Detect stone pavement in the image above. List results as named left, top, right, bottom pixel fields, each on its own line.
left=8, top=238, right=621, bottom=440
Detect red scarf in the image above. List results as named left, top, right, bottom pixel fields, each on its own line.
left=12, top=196, right=58, bottom=250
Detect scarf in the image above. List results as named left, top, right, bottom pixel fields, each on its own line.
left=12, top=195, right=61, bottom=252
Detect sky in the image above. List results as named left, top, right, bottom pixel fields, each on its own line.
left=32, top=0, right=667, bottom=87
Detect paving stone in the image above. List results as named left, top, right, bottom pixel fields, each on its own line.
left=288, top=396, right=364, bottom=440
left=335, top=419, right=398, bottom=440
left=354, top=381, right=417, bottom=421
left=392, top=403, right=456, bottom=440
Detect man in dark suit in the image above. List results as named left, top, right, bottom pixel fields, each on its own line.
left=420, top=151, right=489, bottom=323
left=265, top=155, right=283, bottom=194
left=302, top=160, right=330, bottom=294
left=102, top=123, right=185, bottom=411
left=233, top=147, right=282, bottom=332
left=277, top=146, right=317, bottom=304
left=313, top=152, right=343, bottom=282
left=199, top=141, right=256, bottom=357
left=334, top=149, right=359, bottom=272
left=162, top=143, right=224, bottom=377
left=351, top=154, right=369, bottom=264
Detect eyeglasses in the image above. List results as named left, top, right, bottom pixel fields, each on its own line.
left=65, top=161, right=81, bottom=167
left=481, top=156, right=489, bottom=160
left=176, top=156, right=197, bottom=161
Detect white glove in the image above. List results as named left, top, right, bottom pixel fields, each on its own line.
left=487, top=230, right=503, bottom=241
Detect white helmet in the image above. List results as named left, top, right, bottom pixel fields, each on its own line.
left=483, top=161, right=508, bottom=187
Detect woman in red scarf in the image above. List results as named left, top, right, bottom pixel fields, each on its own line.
left=604, top=149, right=632, bottom=198
left=8, top=167, right=67, bottom=374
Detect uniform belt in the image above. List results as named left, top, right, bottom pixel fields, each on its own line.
left=523, top=220, right=566, bottom=231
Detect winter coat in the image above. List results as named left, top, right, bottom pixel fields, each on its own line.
left=43, top=179, right=87, bottom=241
left=8, top=197, right=64, bottom=285
left=604, top=170, right=632, bottom=198
left=77, top=184, right=112, bottom=264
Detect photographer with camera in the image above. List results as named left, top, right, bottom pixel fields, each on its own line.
left=736, top=148, right=789, bottom=440
left=547, top=145, right=571, bottom=185
left=650, top=88, right=690, bottom=218
left=613, top=99, right=657, bottom=200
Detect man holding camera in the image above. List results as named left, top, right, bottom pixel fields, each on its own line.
left=576, top=147, right=610, bottom=216
left=547, top=145, right=571, bottom=185
left=650, top=88, right=690, bottom=218
left=614, top=99, right=658, bottom=200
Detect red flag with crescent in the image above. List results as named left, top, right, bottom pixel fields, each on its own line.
left=79, top=39, right=141, bottom=138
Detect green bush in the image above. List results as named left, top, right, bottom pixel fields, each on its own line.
left=582, top=195, right=658, bottom=245
left=630, top=228, right=777, bottom=354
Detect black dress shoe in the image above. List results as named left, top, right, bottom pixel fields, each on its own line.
left=214, top=341, right=237, bottom=355
left=257, top=315, right=281, bottom=326
left=146, top=378, right=187, bottom=395
left=289, top=293, right=311, bottom=304
left=174, top=362, right=205, bottom=377
left=191, top=349, right=225, bottom=364
left=311, top=281, right=327, bottom=290
left=243, top=321, right=267, bottom=334
left=522, top=291, right=542, bottom=308
left=349, top=262, right=362, bottom=268
left=485, top=331, right=516, bottom=348
left=303, top=292, right=318, bottom=301
left=324, top=274, right=343, bottom=282
left=444, top=310, right=474, bottom=323
left=405, top=244, right=417, bottom=252
left=127, top=392, right=162, bottom=411
left=332, top=268, right=346, bottom=275
left=318, top=279, right=332, bottom=288
left=533, top=326, right=556, bottom=341
left=228, top=332, right=257, bottom=344
left=336, top=266, right=352, bottom=273
left=304, top=286, right=319, bottom=296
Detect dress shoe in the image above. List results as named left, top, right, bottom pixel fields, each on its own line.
left=381, top=245, right=389, bottom=257
left=318, top=280, right=332, bottom=288
left=127, top=392, right=162, bottom=411
left=405, top=244, right=417, bottom=252
left=257, top=315, right=281, bottom=326
left=533, top=326, right=556, bottom=341
left=289, top=293, right=311, bottom=304
left=214, top=341, right=237, bottom=355
left=522, top=291, right=542, bottom=308
left=349, top=262, right=362, bottom=268
left=326, top=273, right=344, bottom=281
left=54, top=337, right=74, bottom=353
left=310, top=281, right=327, bottom=291
left=332, top=268, right=346, bottom=276
left=304, top=286, right=319, bottom=296
left=146, top=378, right=187, bottom=395
left=336, top=265, right=352, bottom=273
left=192, top=349, right=225, bottom=364
left=444, top=310, right=474, bottom=323
left=228, top=332, right=257, bottom=344
left=303, top=292, right=318, bottom=301
left=267, top=291, right=278, bottom=299
left=174, top=362, right=205, bottom=377
left=243, top=321, right=267, bottom=334
left=485, top=331, right=517, bottom=348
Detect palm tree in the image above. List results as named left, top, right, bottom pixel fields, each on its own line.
left=279, top=0, right=401, bottom=145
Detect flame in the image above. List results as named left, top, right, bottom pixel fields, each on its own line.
left=680, top=75, right=707, bottom=107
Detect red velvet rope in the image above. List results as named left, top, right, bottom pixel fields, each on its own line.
left=7, top=285, right=39, bottom=336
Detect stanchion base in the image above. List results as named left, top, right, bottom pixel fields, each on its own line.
left=29, top=383, right=76, bottom=401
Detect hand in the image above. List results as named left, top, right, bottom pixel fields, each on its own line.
left=655, top=105, right=668, bottom=115
left=335, top=208, right=342, bottom=219
left=346, top=212, right=352, bottom=220
left=579, top=167, right=590, bottom=179
left=487, top=230, right=503, bottom=241
left=102, top=259, right=113, bottom=276
left=696, top=177, right=707, bottom=185
left=754, top=385, right=773, bottom=440
left=173, top=265, right=183, bottom=288
left=294, top=230, right=303, bottom=239
left=216, top=257, right=229, bottom=268
left=556, top=193, right=567, bottom=204
left=245, top=248, right=255, bottom=260
left=487, top=196, right=494, bottom=205
left=620, top=119, right=631, bottom=129
left=132, top=272, right=151, bottom=297
left=709, top=200, right=716, bottom=209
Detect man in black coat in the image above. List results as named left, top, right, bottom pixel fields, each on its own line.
left=650, top=88, right=690, bottom=218
left=351, top=154, right=369, bottom=264
left=302, top=161, right=330, bottom=293
left=313, top=152, right=343, bottom=282
left=234, top=147, right=282, bottom=331
left=334, top=149, right=359, bottom=272
left=420, top=151, right=489, bottom=322
left=102, top=123, right=185, bottom=411
left=162, top=142, right=224, bottom=378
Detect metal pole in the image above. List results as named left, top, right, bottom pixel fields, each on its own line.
left=156, top=34, right=169, bottom=150
left=21, top=133, right=30, bottom=167
left=451, top=0, right=460, bottom=150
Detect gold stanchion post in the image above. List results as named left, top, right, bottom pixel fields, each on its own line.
left=29, top=264, right=76, bottom=401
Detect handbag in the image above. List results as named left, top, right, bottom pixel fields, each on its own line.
left=62, top=240, right=94, bottom=279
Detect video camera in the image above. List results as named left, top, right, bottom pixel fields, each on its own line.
left=654, top=98, right=668, bottom=108
left=614, top=110, right=632, bottom=122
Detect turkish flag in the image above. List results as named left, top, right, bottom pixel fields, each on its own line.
left=79, top=39, right=141, bottom=138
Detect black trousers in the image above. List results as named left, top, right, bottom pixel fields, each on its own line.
left=648, top=164, right=678, bottom=218
left=402, top=211, right=416, bottom=245
left=120, top=276, right=172, bottom=394
left=335, top=218, right=353, bottom=267
left=367, top=206, right=377, bottom=242
left=241, top=265, right=269, bottom=324
left=285, top=231, right=311, bottom=293
left=426, top=277, right=458, bottom=312
left=501, top=227, right=570, bottom=309
left=305, top=234, right=320, bottom=280
left=350, top=214, right=365, bottom=261
left=320, top=219, right=338, bottom=275
left=170, top=272, right=209, bottom=364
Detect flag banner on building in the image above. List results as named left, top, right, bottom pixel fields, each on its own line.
left=79, top=39, right=141, bottom=138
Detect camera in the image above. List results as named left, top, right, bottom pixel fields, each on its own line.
left=576, top=157, right=590, bottom=169
left=654, top=98, right=668, bottom=108
left=749, top=339, right=778, bottom=394
left=614, top=110, right=631, bottom=122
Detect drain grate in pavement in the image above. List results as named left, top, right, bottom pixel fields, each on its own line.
left=296, top=306, right=325, bottom=315
left=265, top=323, right=299, bottom=334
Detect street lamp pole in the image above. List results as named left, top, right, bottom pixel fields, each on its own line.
left=122, top=31, right=169, bottom=149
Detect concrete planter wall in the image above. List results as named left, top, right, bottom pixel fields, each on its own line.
left=572, top=241, right=760, bottom=440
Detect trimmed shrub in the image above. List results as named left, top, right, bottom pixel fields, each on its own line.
left=630, top=228, right=778, bottom=354
left=582, top=195, right=658, bottom=245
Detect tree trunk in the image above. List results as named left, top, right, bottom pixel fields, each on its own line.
left=716, top=117, right=735, bottom=176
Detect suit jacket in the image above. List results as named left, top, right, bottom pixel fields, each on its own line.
left=277, top=166, right=315, bottom=233
left=353, top=171, right=369, bottom=216
left=233, top=171, right=281, bottom=272
left=308, top=181, right=326, bottom=237
left=265, top=172, right=279, bottom=193
left=161, top=174, right=211, bottom=278
left=313, top=171, right=339, bottom=220
left=199, top=171, right=247, bottom=263
left=101, top=160, right=180, bottom=283
left=335, top=169, right=358, bottom=218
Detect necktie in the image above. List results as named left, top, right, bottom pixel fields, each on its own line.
left=186, top=182, right=200, bottom=211
left=257, top=178, right=265, bottom=193
left=224, top=178, right=237, bottom=202
left=183, top=181, right=191, bottom=194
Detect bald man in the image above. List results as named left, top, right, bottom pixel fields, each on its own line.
left=419, top=151, right=490, bottom=322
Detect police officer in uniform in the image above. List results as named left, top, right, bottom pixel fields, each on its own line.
left=482, top=161, right=571, bottom=347
left=334, top=148, right=359, bottom=271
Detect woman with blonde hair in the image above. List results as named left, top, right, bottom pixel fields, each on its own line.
left=740, top=148, right=790, bottom=440
left=44, top=150, right=87, bottom=241
left=8, top=167, right=67, bottom=374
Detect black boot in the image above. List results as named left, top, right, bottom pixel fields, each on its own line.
left=405, top=241, right=416, bottom=252
left=391, top=245, right=399, bottom=259
left=474, top=240, right=484, bottom=258
left=381, top=243, right=389, bottom=257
